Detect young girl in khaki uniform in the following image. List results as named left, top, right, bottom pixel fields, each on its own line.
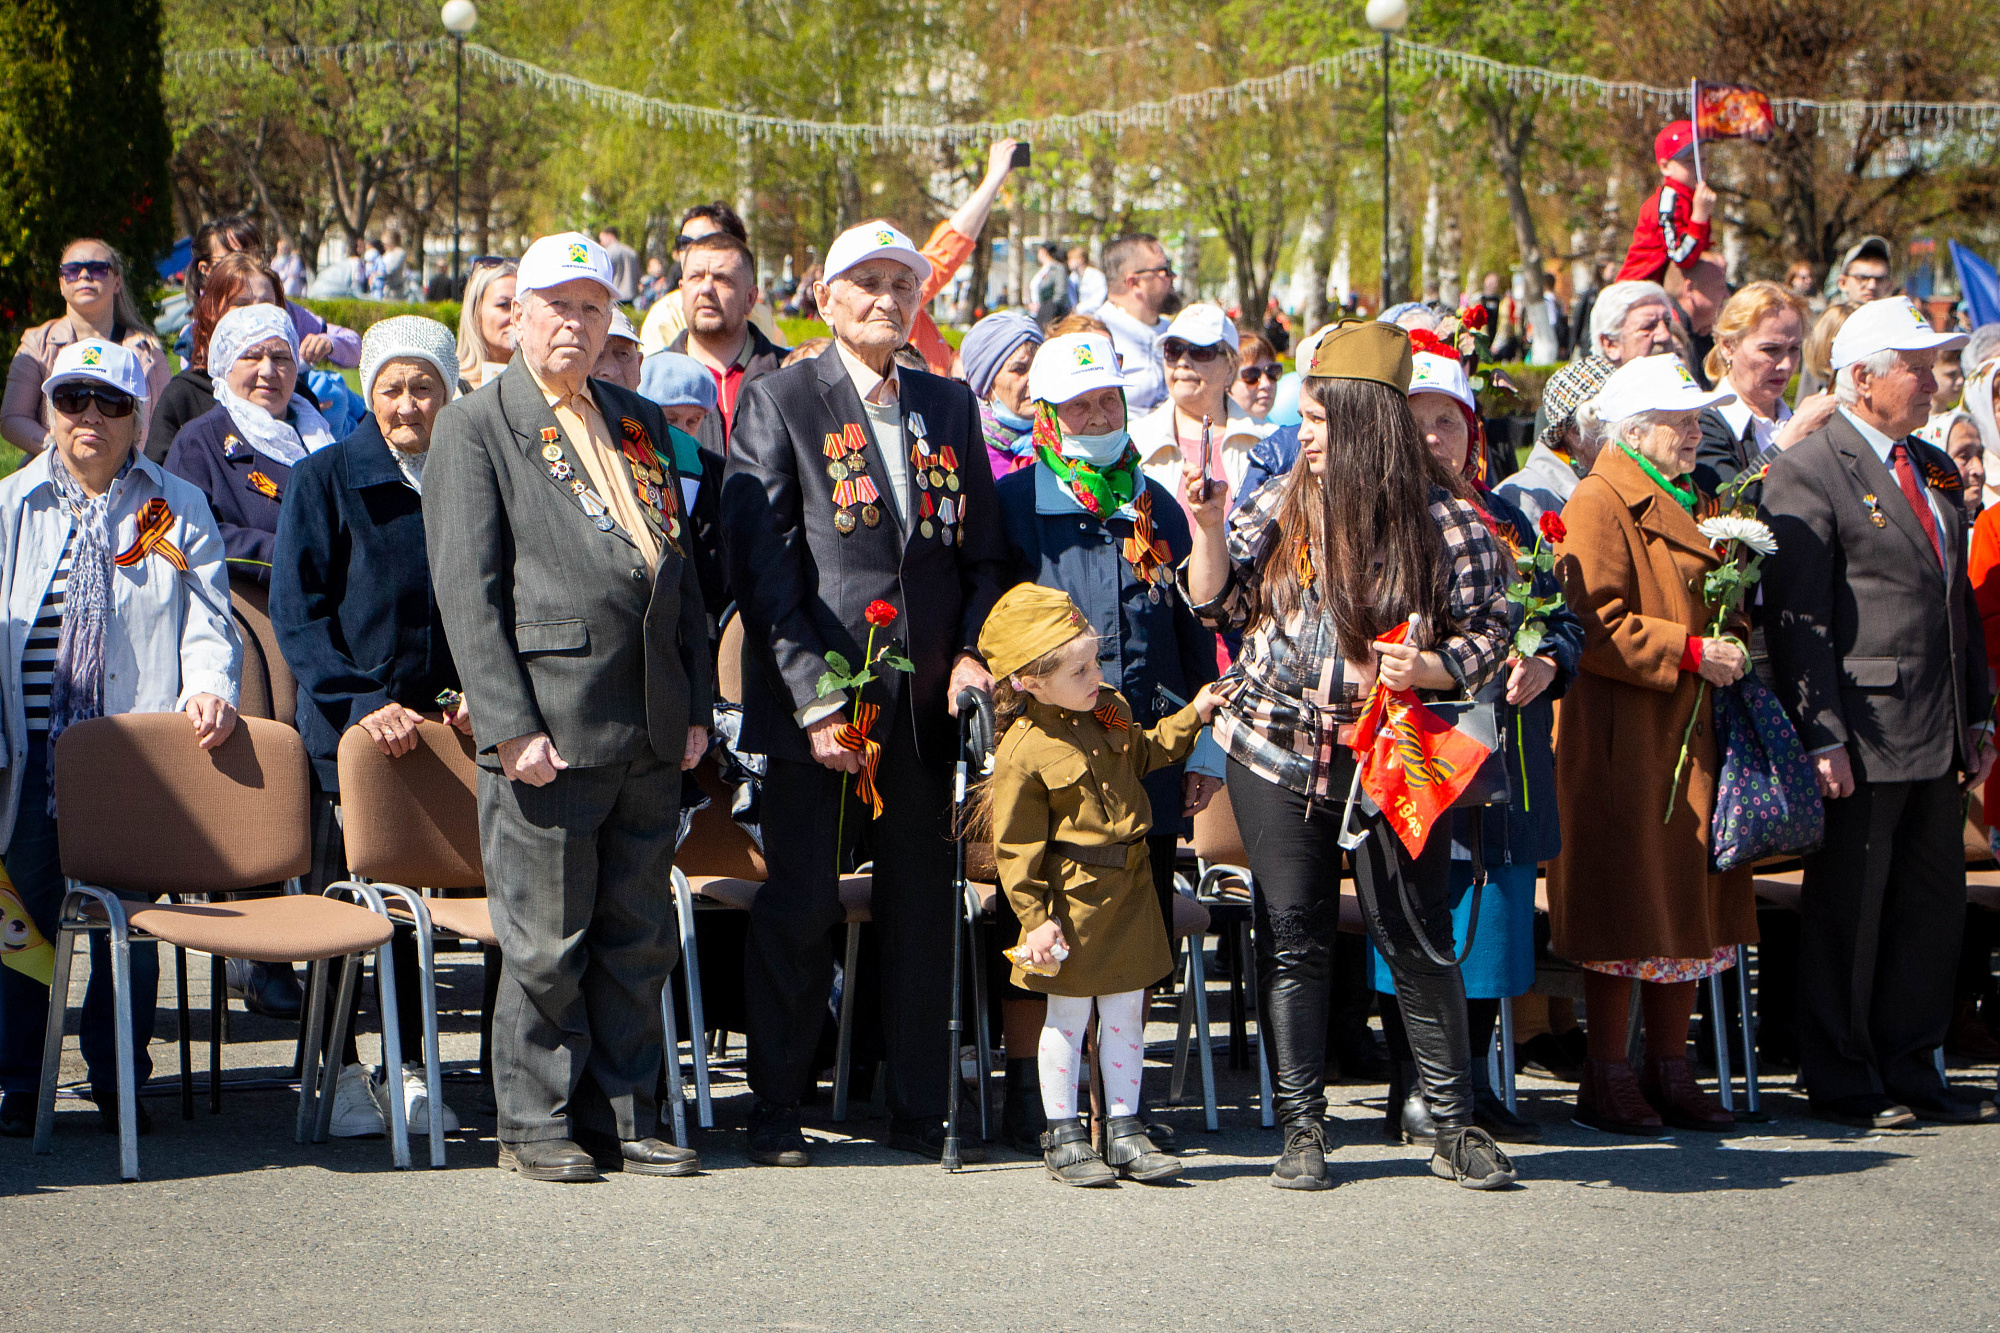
left=978, top=583, right=1221, bottom=1185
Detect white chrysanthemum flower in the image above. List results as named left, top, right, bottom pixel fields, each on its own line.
left=1697, top=514, right=1777, bottom=556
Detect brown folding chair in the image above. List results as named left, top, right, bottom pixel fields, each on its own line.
left=32, top=714, right=399, bottom=1180
left=229, top=578, right=296, bottom=727
left=330, top=720, right=493, bottom=1168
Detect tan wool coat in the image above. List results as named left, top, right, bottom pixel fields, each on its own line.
left=1546, top=446, right=1758, bottom=963
left=989, top=687, right=1203, bottom=996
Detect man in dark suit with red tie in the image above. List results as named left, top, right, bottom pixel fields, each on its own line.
left=722, top=222, right=1010, bottom=1166
left=1763, top=297, right=1997, bottom=1129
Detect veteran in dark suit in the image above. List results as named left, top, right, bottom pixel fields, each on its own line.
left=723, top=222, right=1009, bottom=1167
left=1763, top=298, right=1996, bottom=1130
left=425, top=233, right=713, bottom=1182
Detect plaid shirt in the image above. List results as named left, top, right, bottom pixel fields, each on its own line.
left=1183, top=479, right=1511, bottom=799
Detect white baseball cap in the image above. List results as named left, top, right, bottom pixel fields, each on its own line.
left=1028, top=333, right=1127, bottom=405
left=821, top=221, right=933, bottom=286
left=1830, top=295, right=1967, bottom=371
left=1408, top=351, right=1474, bottom=412
left=1162, top=303, right=1240, bottom=352
left=41, top=338, right=148, bottom=402
left=516, top=231, right=618, bottom=301
left=1591, top=353, right=1736, bottom=420
left=608, top=307, right=639, bottom=345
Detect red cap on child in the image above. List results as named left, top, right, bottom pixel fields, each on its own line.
left=1654, top=120, right=1696, bottom=163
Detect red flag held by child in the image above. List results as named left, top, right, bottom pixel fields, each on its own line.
left=1347, top=621, right=1492, bottom=856
left=1694, top=82, right=1775, bottom=143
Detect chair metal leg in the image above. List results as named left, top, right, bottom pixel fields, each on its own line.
left=1709, top=971, right=1735, bottom=1112
left=209, top=952, right=225, bottom=1113
left=295, top=957, right=331, bottom=1144
left=1189, top=934, right=1218, bottom=1131
left=32, top=925, right=80, bottom=1154
left=414, top=924, right=444, bottom=1169
left=375, top=937, right=411, bottom=1170
left=108, top=916, right=140, bottom=1181
left=1936, top=1046, right=1949, bottom=1087
left=673, top=873, right=712, bottom=1129
left=660, top=973, right=688, bottom=1148
left=1239, top=920, right=1274, bottom=1128
left=1171, top=958, right=1194, bottom=1107
left=175, top=946, right=194, bottom=1121
left=1735, top=944, right=1762, bottom=1116
left=1498, top=995, right=1518, bottom=1115
left=314, top=954, right=362, bottom=1144
left=831, top=920, right=862, bottom=1123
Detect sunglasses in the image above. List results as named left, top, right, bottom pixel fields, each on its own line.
left=59, top=260, right=114, bottom=282
left=50, top=386, right=136, bottom=419
left=1131, top=264, right=1176, bottom=279
left=1238, top=364, right=1282, bottom=385
left=468, top=255, right=509, bottom=271
left=1162, top=339, right=1227, bottom=364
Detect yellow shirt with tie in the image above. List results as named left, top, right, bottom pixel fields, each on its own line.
left=530, top=365, right=659, bottom=569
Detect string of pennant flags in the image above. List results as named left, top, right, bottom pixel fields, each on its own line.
left=162, top=35, right=2000, bottom=148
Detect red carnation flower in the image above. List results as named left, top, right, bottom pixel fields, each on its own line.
left=864, top=599, right=898, bottom=627
left=1460, top=303, right=1488, bottom=332
left=1407, top=328, right=1455, bottom=359
left=1539, top=512, right=1567, bottom=544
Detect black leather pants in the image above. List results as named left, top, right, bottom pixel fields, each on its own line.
left=1225, top=757, right=1473, bottom=1128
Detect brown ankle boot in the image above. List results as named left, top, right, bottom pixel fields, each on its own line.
left=1575, top=1057, right=1666, bottom=1136
left=1639, top=1055, right=1734, bottom=1131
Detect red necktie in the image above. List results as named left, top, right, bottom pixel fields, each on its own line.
left=1891, top=442, right=1943, bottom=566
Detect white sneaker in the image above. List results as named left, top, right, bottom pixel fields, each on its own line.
left=327, top=1063, right=387, bottom=1138
left=384, top=1063, right=460, bottom=1135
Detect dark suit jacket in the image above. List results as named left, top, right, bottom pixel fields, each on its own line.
left=721, top=349, right=1009, bottom=764
left=1696, top=405, right=1772, bottom=507
left=423, top=362, right=713, bottom=770
left=1762, top=411, right=1990, bottom=785
left=270, top=416, right=459, bottom=789
left=164, top=404, right=294, bottom=586
left=666, top=322, right=787, bottom=457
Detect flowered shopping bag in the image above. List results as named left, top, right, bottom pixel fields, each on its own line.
left=1710, top=672, right=1824, bottom=871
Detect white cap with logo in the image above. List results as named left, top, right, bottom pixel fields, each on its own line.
left=1408, top=351, right=1474, bottom=413
left=1831, top=295, right=1967, bottom=371
left=1162, top=303, right=1240, bottom=352
left=41, top=338, right=149, bottom=402
left=608, top=307, right=640, bottom=345
left=1590, top=353, right=1736, bottom=421
left=821, top=221, right=933, bottom=286
left=1028, top=333, right=1127, bottom=405
left=516, top=231, right=619, bottom=301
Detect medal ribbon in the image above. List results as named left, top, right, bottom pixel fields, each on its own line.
left=113, top=498, right=188, bottom=571
left=1092, top=701, right=1129, bottom=732
left=247, top=471, right=281, bottom=501
left=835, top=701, right=885, bottom=818
left=1121, top=490, right=1174, bottom=586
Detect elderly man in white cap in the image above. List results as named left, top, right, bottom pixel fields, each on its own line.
left=425, top=232, right=713, bottom=1182
left=0, top=339, right=238, bottom=1139
left=591, top=308, right=644, bottom=392
left=722, top=220, right=1010, bottom=1167
left=1763, top=296, right=1996, bottom=1130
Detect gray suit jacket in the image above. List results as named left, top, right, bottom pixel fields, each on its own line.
left=1762, top=411, right=1989, bottom=784
left=424, top=361, right=712, bottom=770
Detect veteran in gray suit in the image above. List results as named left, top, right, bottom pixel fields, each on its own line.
left=425, top=232, right=713, bottom=1182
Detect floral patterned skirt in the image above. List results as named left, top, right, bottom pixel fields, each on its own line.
left=1577, top=946, right=1738, bottom=983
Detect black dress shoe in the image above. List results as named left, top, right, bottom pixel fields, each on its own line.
left=0, top=1092, right=34, bottom=1137
left=497, top=1139, right=601, bottom=1181
left=1806, top=1094, right=1917, bottom=1130
left=746, top=1099, right=811, bottom=1167
left=225, top=957, right=304, bottom=1021
left=888, top=1116, right=987, bottom=1164
left=576, top=1128, right=701, bottom=1176
left=1891, top=1087, right=1997, bottom=1125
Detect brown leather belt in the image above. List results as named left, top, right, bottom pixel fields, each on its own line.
left=1046, top=839, right=1136, bottom=868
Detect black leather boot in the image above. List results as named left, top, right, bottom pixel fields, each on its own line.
left=1384, top=1060, right=1436, bottom=1145
left=1256, top=928, right=1335, bottom=1129
left=1389, top=964, right=1475, bottom=1130
left=1000, top=1057, right=1046, bottom=1153
left=1041, top=1117, right=1115, bottom=1187
left=1103, top=1114, right=1180, bottom=1183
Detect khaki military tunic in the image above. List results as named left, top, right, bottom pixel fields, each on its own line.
left=988, top=687, right=1204, bottom=996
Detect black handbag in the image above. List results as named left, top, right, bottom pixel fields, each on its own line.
left=1426, top=677, right=1515, bottom=810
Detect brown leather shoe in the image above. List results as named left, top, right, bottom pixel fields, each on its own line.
left=1639, top=1055, right=1734, bottom=1131
left=1573, top=1057, right=1667, bottom=1137
left=1945, top=999, right=2000, bottom=1061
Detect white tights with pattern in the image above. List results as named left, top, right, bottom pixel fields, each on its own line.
left=1038, top=990, right=1144, bottom=1121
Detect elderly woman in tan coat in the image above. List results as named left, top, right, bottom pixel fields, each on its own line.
left=1551, top=354, right=1759, bottom=1136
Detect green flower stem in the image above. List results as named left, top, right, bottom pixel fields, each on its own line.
left=1516, top=711, right=1530, bottom=813
left=834, top=622, right=881, bottom=869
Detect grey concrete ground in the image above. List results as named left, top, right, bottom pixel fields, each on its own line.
left=4, top=949, right=1998, bottom=1333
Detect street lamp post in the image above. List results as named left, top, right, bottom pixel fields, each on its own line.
left=441, top=1, right=478, bottom=295
left=1366, top=0, right=1409, bottom=313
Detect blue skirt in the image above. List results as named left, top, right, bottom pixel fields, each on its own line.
left=1369, top=860, right=1536, bottom=1000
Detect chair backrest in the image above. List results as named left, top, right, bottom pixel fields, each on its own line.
left=337, top=720, right=484, bottom=889
left=717, top=613, right=745, bottom=706
left=232, top=604, right=274, bottom=721
left=678, top=754, right=766, bottom=880
left=1192, top=783, right=1250, bottom=868
left=231, top=578, right=296, bottom=727
left=55, top=714, right=311, bottom=894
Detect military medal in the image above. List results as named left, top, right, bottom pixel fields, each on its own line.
left=1148, top=584, right=1163, bottom=604
left=834, top=508, right=857, bottom=534
left=542, top=442, right=564, bottom=461
left=918, top=490, right=937, bottom=539
left=550, top=460, right=572, bottom=481
left=861, top=503, right=881, bottom=528
left=1863, top=493, right=1886, bottom=528
left=222, top=435, right=245, bottom=461
left=828, top=459, right=849, bottom=482
left=910, top=412, right=928, bottom=440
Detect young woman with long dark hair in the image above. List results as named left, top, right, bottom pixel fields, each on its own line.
left=1182, top=321, right=1517, bottom=1191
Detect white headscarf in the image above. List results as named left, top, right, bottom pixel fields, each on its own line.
left=1963, top=356, right=2000, bottom=513
left=208, top=303, right=337, bottom=468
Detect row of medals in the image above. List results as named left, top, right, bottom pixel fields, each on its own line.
left=824, top=411, right=962, bottom=543
left=542, top=436, right=679, bottom=542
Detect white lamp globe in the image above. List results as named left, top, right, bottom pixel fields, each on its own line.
left=441, top=0, right=478, bottom=36
left=1366, top=0, right=1410, bottom=31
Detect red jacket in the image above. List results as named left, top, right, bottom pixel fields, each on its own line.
left=1616, top=182, right=1711, bottom=284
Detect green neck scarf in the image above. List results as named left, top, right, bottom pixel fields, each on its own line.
left=1619, top=443, right=1697, bottom=514
left=1033, top=403, right=1140, bottom=519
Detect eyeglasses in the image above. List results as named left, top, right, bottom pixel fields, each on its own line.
left=59, top=260, right=113, bottom=282
left=1130, top=264, right=1176, bottom=279
left=1162, top=339, right=1227, bottom=365
left=1239, top=364, right=1282, bottom=385
left=468, top=255, right=509, bottom=271
left=50, top=386, right=136, bottom=419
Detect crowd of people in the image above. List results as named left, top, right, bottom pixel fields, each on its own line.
left=1, top=126, right=1998, bottom=1192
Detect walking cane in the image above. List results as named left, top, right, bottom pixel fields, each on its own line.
left=943, top=686, right=993, bottom=1171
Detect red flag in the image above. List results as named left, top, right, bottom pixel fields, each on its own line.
left=1694, top=82, right=1775, bottom=143
left=1347, top=621, right=1492, bottom=856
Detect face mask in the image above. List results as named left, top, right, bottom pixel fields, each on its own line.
left=1059, top=425, right=1131, bottom=467
left=991, top=402, right=1034, bottom=432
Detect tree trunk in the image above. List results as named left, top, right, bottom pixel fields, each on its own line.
left=1006, top=209, right=1024, bottom=309
left=1476, top=91, right=1548, bottom=303
left=1301, top=179, right=1339, bottom=332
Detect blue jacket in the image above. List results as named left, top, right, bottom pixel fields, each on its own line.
left=996, top=463, right=1219, bottom=822
left=163, top=404, right=296, bottom=586
left=1236, top=424, right=1299, bottom=507
left=271, top=416, right=459, bottom=789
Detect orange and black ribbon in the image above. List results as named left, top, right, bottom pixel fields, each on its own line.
left=247, top=471, right=281, bottom=501
left=618, top=415, right=684, bottom=556
left=1296, top=536, right=1316, bottom=590
left=1092, top=700, right=1129, bottom=732
left=114, top=498, right=188, bottom=571
left=1121, top=490, right=1175, bottom=589
left=835, top=701, right=885, bottom=817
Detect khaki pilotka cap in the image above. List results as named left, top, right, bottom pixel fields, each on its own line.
left=1307, top=320, right=1414, bottom=393
left=979, top=583, right=1094, bottom=681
